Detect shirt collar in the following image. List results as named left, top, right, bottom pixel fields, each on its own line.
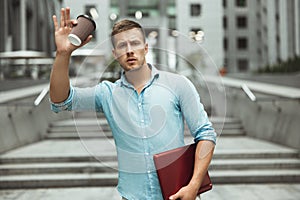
left=120, top=63, right=160, bottom=88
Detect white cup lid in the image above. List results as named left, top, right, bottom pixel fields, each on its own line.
left=68, top=34, right=82, bottom=46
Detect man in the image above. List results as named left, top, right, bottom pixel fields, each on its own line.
left=50, top=7, right=216, bottom=200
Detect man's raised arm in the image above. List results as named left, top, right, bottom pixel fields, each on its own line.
left=50, top=7, right=92, bottom=103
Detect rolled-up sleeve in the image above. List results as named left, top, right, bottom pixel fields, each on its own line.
left=178, top=76, right=217, bottom=144
left=50, top=86, right=75, bottom=113
left=50, top=84, right=106, bottom=113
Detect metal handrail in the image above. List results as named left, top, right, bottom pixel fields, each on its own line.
left=241, top=84, right=256, bottom=101
left=0, top=86, right=49, bottom=107
left=241, top=84, right=294, bottom=102
left=33, top=86, right=49, bottom=106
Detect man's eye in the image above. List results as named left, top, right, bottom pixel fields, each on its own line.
left=131, top=41, right=141, bottom=46
left=117, top=43, right=126, bottom=49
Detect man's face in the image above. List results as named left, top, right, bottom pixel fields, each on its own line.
left=112, top=28, right=148, bottom=72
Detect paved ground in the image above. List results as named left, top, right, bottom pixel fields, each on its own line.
left=1, top=184, right=300, bottom=200
left=1, top=136, right=299, bottom=199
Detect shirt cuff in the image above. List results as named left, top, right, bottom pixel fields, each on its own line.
left=193, top=130, right=217, bottom=144
left=50, top=86, right=74, bottom=113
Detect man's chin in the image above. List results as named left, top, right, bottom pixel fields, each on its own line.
left=126, top=64, right=142, bottom=72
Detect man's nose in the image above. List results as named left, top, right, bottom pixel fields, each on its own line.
left=126, top=43, right=134, bottom=54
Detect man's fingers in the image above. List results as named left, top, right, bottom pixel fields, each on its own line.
left=53, top=15, right=58, bottom=31
left=60, top=8, right=65, bottom=27
left=65, top=7, right=71, bottom=27
left=70, top=19, right=78, bottom=27
left=169, top=193, right=179, bottom=200
left=80, top=35, right=93, bottom=47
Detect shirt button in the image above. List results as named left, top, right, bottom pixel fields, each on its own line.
left=147, top=170, right=151, bottom=174
left=145, top=152, right=149, bottom=155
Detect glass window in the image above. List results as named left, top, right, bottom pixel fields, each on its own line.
left=223, top=38, right=228, bottom=50
left=223, top=0, right=227, bottom=8
left=189, top=28, right=204, bottom=42
left=237, top=37, right=248, bottom=50
left=236, top=0, right=247, bottom=7
left=190, top=4, right=201, bottom=16
left=237, top=59, right=249, bottom=71
left=236, top=16, right=247, bottom=28
left=85, top=5, right=98, bottom=40
left=223, top=16, right=227, bottom=29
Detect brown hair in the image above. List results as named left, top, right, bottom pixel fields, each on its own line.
left=111, top=19, right=146, bottom=47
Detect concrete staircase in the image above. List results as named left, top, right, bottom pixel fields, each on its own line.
left=0, top=114, right=299, bottom=189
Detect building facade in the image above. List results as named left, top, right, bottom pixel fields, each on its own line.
left=223, top=0, right=300, bottom=73
left=0, top=0, right=63, bottom=55
left=109, top=0, right=224, bottom=75
left=64, top=0, right=110, bottom=54
left=4, top=1, right=298, bottom=75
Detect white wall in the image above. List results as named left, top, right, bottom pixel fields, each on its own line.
left=64, top=0, right=110, bottom=56
left=176, top=0, right=224, bottom=75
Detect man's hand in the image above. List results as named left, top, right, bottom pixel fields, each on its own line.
left=52, top=7, right=92, bottom=55
left=50, top=7, right=92, bottom=103
left=169, top=140, right=215, bottom=200
left=169, top=184, right=198, bottom=200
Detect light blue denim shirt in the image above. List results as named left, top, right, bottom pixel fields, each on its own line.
left=51, top=65, right=216, bottom=200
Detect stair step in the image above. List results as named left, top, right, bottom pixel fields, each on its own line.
left=0, top=173, right=118, bottom=189
left=210, top=117, right=242, bottom=124
left=52, top=117, right=242, bottom=127
left=45, top=132, right=113, bottom=139
left=50, top=119, right=108, bottom=127
left=48, top=126, right=111, bottom=133
left=213, top=123, right=243, bottom=129
left=210, top=158, right=300, bottom=170
left=48, top=129, right=244, bottom=138
left=0, top=154, right=117, bottom=164
left=0, top=162, right=118, bottom=175
left=1, top=148, right=298, bottom=164
left=1, top=158, right=299, bottom=176
left=210, top=169, right=300, bottom=184
left=213, top=149, right=300, bottom=159
left=1, top=169, right=299, bottom=189
left=216, top=129, right=245, bottom=136
left=184, top=128, right=245, bottom=136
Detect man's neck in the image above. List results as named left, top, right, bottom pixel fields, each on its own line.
left=124, top=63, right=151, bottom=93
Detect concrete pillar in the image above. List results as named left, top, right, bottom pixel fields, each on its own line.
left=158, top=0, right=168, bottom=68
left=294, top=0, right=300, bottom=55
left=267, top=0, right=276, bottom=65
left=279, top=0, right=288, bottom=61
left=20, top=0, right=27, bottom=50
left=119, top=0, right=128, bottom=18
left=0, top=0, right=7, bottom=51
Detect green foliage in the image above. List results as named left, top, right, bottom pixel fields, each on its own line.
left=257, top=56, right=300, bottom=73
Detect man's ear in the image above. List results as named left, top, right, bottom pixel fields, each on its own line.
left=112, top=49, right=117, bottom=59
left=144, top=43, right=149, bottom=54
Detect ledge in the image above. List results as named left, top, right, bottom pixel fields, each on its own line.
left=204, top=76, right=300, bottom=99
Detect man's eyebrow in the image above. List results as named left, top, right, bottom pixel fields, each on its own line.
left=115, top=40, right=126, bottom=46
left=116, top=38, right=142, bottom=45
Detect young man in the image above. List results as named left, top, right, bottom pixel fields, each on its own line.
left=50, top=7, right=216, bottom=200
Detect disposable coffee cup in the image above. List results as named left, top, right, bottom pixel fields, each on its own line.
left=68, top=14, right=96, bottom=46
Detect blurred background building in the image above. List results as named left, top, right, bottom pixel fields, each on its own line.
left=0, top=0, right=300, bottom=79
left=223, top=0, right=300, bottom=73
left=0, top=0, right=62, bottom=54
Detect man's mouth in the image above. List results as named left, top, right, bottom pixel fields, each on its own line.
left=127, top=57, right=137, bottom=63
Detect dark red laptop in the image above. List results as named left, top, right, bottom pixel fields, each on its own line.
left=153, top=143, right=212, bottom=200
